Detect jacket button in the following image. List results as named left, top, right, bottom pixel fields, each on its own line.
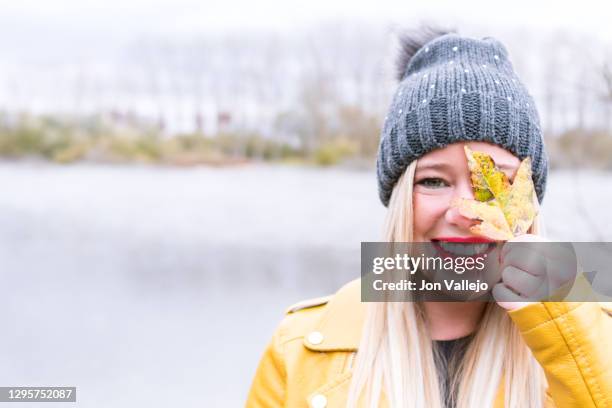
left=307, top=331, right=324, bottom=345
left=310, top=393, right=327, bottom=408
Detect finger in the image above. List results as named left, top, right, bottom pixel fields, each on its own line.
left=492, top=282, right=528, bottom=303
left=501, top=245, right=548, bottom=277
left=502, top=243, right=578, bottom=290
left=502, top=241, right=576, bottom=266
left=501, top=266, right=543, bottom=298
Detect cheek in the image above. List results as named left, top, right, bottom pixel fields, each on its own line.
left=413, top=192, right=450, bottom=238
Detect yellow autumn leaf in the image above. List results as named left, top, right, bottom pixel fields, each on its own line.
left=453, top=146, right=538, bottom=240
left=464, top=146, right=510, bottom=203
left=503, top=157, right=538, bottom=235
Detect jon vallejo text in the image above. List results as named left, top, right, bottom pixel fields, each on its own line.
left=371, top=278, right=489, bottom=293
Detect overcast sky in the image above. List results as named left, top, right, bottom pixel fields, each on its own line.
left=0, top=0, right=609, bottom=129
left=0, top=0, right=609, bottom=50
left=0, top=0, right=611, bottom=34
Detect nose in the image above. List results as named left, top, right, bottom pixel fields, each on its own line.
left=444, top=180, right=479, bottom=230
left=445, top=206, right=480, bottom=230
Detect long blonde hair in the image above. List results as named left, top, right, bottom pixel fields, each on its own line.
left=347, top=161, right=547, bottom=408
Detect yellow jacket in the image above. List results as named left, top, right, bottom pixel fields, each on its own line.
left=246, top=279, right=612, bottom=407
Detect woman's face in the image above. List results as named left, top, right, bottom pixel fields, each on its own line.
left=412, top=142, right=521, bottom=299
left=413, top=141, right=520, bottom=242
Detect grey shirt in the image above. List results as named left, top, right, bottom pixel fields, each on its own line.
left=433, top=334, right=474, bottom=408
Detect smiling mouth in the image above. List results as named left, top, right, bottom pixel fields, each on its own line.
left=431, top=240, right=496, bottom=257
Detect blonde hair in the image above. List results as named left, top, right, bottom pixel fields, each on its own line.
left=347, top=161, right=547, bottom=408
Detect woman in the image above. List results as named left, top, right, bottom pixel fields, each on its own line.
left=246, top=28, right=612, bottom=407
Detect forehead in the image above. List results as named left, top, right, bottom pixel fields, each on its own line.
left=416, top=142, right=520, bottom=171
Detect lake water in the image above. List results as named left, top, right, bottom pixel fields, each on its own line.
left=0, top=162, right=610, bottom=407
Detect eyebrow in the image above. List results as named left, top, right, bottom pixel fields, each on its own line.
left=416, top=162, right=517, bottom=172
left=416, top=163, right=452, bottom=171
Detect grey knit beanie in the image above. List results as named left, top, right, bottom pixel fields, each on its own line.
left=376, top=31, right=548, bottom=207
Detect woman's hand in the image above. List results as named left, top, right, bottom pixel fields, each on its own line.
left=492, top=234, right=578, bottom=311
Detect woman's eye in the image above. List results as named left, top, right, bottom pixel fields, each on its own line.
left=416, top=178, right=449, bottom=188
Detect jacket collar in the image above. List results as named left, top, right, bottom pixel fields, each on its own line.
left=301, top=273, right=611, bottom=352
left=304, top=278, right=367, bottom=352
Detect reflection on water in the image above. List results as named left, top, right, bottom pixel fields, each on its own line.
left=0, top=162, right=610, bottom=407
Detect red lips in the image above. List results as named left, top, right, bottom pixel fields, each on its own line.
left=433, top=236, right=496, bottom=243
